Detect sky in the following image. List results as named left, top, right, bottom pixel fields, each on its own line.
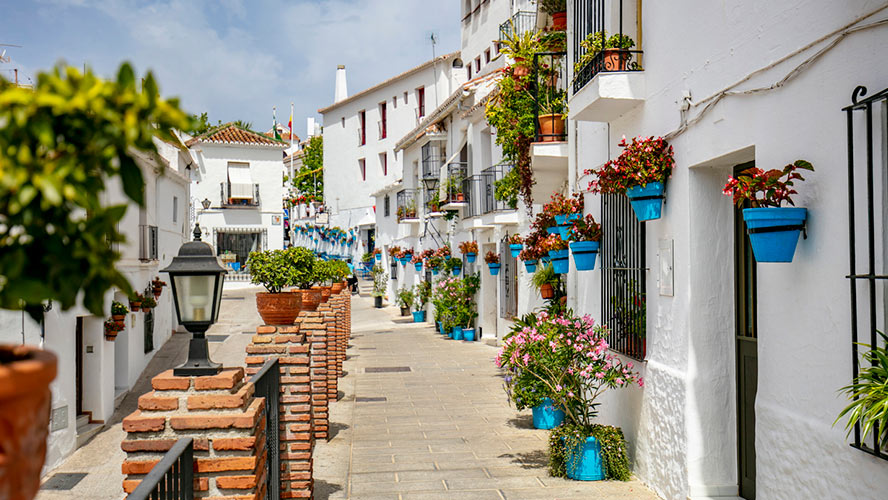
left=0, top=0, right=460, bottom=137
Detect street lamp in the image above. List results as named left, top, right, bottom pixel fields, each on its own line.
left=201, top=198, right=211, bottom=210
left=161, top=225, right=227, bottom=376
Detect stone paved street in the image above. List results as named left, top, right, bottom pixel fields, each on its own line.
left=313, top=294, right=661, bottom=500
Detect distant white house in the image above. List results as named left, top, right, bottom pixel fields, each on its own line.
left=185, top=124, right=289, bottom=274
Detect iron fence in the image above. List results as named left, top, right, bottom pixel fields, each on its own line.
left=250, top=358, right=281, bottom=499
left=572, top=0, right=643, bottom=94
left=396, top=189, right=419, bottom=221
left=127, top=438, right=194, bottom=500
left=481, top=164, right=516, bottom=213
left=601, top=193, right=646, bottom=359
left=444, top=162, right=468, bottom=204
left=499, top=11, right=536, bottom=41
left=220, top=183, right=261, bottom=207
left=531, top=52, right=568, bottom=142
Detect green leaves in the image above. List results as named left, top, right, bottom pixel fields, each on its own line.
left=836, top=331, right=888, bottom=449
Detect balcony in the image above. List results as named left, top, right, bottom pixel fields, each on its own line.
left=421, top=142, right=444, bottom=186
left=499, top=11, right=536, bottom=41
left=441, top=162, right=468, bottom=210
left=396, top=189, right=420, bottom=223
left=220, top=182, right=260, bottom=208
left=569, top=0, right=644, bottom=123
left=529, top=51, right=569, bottom=201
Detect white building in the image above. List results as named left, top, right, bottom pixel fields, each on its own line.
left=0, top=137, right=192, bottom=473
left=186, top=124, right=288, bottom=273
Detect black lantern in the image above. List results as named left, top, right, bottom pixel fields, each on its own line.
left=201, top=198, right=211, bottom=210
left=161, top=225, right=227, bottom=376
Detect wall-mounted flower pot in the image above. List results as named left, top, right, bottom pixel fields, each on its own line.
left=412, top=310, right=426, bottom=323
left=256, top=292, right=302, bottom=325
left=374, top=296, right=383, bottom=308
left=465, top=252, right=477, bottom=263
left=112, top=314, right=126, bottom=322
left=374, top=253, right=381, bottom=261
left=462, top=328, right=475, bottom=341
left=538, top=114, right=565, bottom=142
left=549, top=249, right=569, bottom=274
left=570, top=241, right=600, bottom=271
left=414, top=262, right=423, bottom=272
left=551, top=11, right=567, bottom=30
left=557, top=224, right=571, bottom=240
left=546, top=226, right=560, bottom=235
left=743, top=207, right=807, bottom=262
left=540, top=283, right=555, bottom=299
left=509, top=244, right=523, bottom=258
left=554, top=214, right=579, bottom=226
left=487, top=263, right=501, bottom=276
left=0, top=345, right=57, bottom=500
left=532, top=397, right=565, bottom=429
left=565, top=436, right=605, bottom=481
left=451, top=326, right=463, bottom=340
left=625, top=182, right=665, bottom=221
left=432, top=268, right=440, bottom=276
left=524, top=260, right=538, bottom=273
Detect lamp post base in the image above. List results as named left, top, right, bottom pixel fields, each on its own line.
left=173, top=334, right=223, bottom=376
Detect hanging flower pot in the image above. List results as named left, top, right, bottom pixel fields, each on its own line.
left=432, top=268, right=440, bottom=276
left=462, top=328, right=475, bottom=342
left=524, top=260, right=538, bottom=273
left=487, top=263, right=501, bottom=276
left=509, top=244, right=523, bottom=258
left=551, top=11, right=567, bottom=30
left=625, top=181, right=665, bottom=221
left=540, top=283, right=555, bottom=299
left=452, top=266, right=461, bottom=276
left=546, top=226, right=560, bottom=235
left=565, top=436, right=606, bottom=481
left=743, top=207, right=807, bottom=262
left=414, top=262, right=423, bottom=272
left=549, top=249, right=569, bottom=274
left=557, top=224, right=571, bottom=240
left=554, top=214, right=580, bottom=226
left=374, top=253, right=381, bottom=261
left=570, top=241, right=600, bottom=271
left=532, top=397, right=565, bottom=429
left=465, top=252, right=477, bottom=263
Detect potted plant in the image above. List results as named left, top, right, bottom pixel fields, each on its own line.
left=371, top=264, right=388, bottom=308
left=723, top=160, right=813, bottom=262
left=539, top=0, right=567, bottom=30
left=500, top=24, right=541, bottom=78
left=459, top=241, right=479, bottom=263
left=544, top=192, right=583, bottom=238
left=531, top=262, right=559, bottom=300
left=151, top=277, right=166, bottom=298
left=412, top=281, right=431, bottom=323
left=541, top=234, right=569, bottom=275
left=568, top=214, right=602, bottom=271
left=836, top=330, right=888, bottom=450
left=397, top=287, right=414, bottom=316
left=373, top=248, right=382, bottom=262
left=485, top=251, right=501, bottom=276
left=427, top=189, right=442, bottom=213
left=140, top=290, right=157, bottom=311
left=586, top=136, right=674, bottom=221
left=536, top=81, right=568, bottom=143
left=435, top=245, right=452, bottom=261
left=428, top=255, right=444, bottom=276
left=445, top=256, right=463, bottom=276
left=412, top=253, right=424, bottom=272
left=457, top=274, right=481, bottom=341
left=111, top=301, right=129, bottom=322
left=128, top=292, right=142, bottom=312
left=574, top=31, right=636, bottom=74
left=508, top=234, right=523, bottom=258
left=445, top=175, right=465, bottom=203
left=104, top=319, right=123, bottom=341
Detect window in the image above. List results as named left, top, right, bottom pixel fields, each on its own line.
left=403, top=91, right=408, bottom=104
left=358, top=158, right=366, bottom=181
left=379, top=152, right=387, bottom=176
left=139, top=225, right=158, bottom=261
left=172, top=196, right=178, bottom=223
left=475, top=57, right=481, bottom=73
left=384, top=195, right=390, bottom=217
left=484, top=48, right=491, bottom=64
left=494, top=41, right=501, bottom=55
left=467, top=66, right=472, bottom=80
left=393, top=95, right=398, bottom=108
left=417, top=87, right=425, bottom=118
left=379, top=102, right=387, bottom=139
left=358, top=110, right=366, bottom=146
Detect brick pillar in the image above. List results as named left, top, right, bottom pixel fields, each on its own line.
left=317, top=302, right=338, bottom=402
left=245, top=325, right=313, bottom=499
left=120, top=368, right=266, bottom=499
left=333, top=292, right=346, bottom=379
left=299, top=312, right=328, bottom=440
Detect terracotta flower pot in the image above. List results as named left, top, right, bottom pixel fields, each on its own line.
left=540, top=283, right=555, bottom=299
left=255, top=291, right=302, bottom=325
left=538, top=114, right=565, bottom=142
left=320, top=286, right=332, bottom=303
left=129, top=302, right=141, bottom=312
left=331, top=283, right=345, bottom=294
left=105, top=330, right=119, bottom=341
left=111, top=314, right=125, bottom=322
left=0, top=344, right=57, bottom=500
left=603, top=49, right=629, bottom=71
left=301, top=288, right=323, bottom=312
left=551, top=11, right=567, bottom=30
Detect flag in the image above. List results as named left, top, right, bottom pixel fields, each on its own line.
left=288, top=112, right=293, bottom=135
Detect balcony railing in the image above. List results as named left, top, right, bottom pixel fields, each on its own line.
left=499, top=11, right=536, bottom=41
left=396, top=189, right=419, bottom=221
left=572, top=0, right=643, bottom=93
left=443, top=162, right=468, bottom=205
left=461, top=175, right=484, bottom=219
left=220, top=183, right=260, bottom=207
left=421, top=143, right=445, bottom=183
left=532, top=52, right=568, bottom=142
left=481, top=164, right=516, bottom=213
left=139, top=224, right=158, bottom=261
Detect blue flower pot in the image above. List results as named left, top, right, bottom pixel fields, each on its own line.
left=432, top=268, right=439, bottom=276
left=554, top=213, right=579, bottom=226
left=445, top=255, right=452, bottom=261
left=437, top=321, right=444, bottom=334
left=414, top=262, right=423, bottom=271
left=557, top=224, right=571, bottom=240
left=466, top=252, right=477, bottom=263
left=743, top=207, right=807, bottom=263
left=488, top=263, right=501, bottom=276
left=462, top=328, right=475, bottom=341
left=546, top=226, right=560, bottom=235
left=412, top=310, right=426, bottom=322
left=452, top=326, right=463, bottom=340
left=549, top=249, right=569, bottom=274
left=452, top=265, right=462, bottom=276
left=509, top=244, right=523, bottom=258
left=532, top=398, right=565, bottom=430
left=626, top=182, right=665, bottom=221
left=524, top=259, right=538, bottom=273
left=570, top=241, right=599, bottom=271
left=375, top=253, right=381, bottom=261
left=565, top=436, right=605, bottom=481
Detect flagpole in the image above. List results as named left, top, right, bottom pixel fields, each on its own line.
left=290, top=102, right=294, bottom=150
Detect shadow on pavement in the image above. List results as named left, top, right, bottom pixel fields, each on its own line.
left=506, top=414, right=534, bottom=430
left=313, top=479, right=343, bottom=500
left=327, top=421, right=350, bottom=440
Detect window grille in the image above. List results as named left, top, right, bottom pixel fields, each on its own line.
left=843, top=85, right=888, bottom=460
left=500, top=237, right=518, bottom=318
left=601, top=193, right=646, bottom=359
left=384, top=195, right=390, bottom=217
left=572, top=0, right=643, bottom=94
left=144, top=308, right=154, bottom=353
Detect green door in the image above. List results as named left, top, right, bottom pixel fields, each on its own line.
left=734, top=163, right=757, bottom=500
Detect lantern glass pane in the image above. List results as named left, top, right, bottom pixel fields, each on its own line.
left=173, top=275, right=216, bottom=323
left=212, top=274, right=225, bottom=321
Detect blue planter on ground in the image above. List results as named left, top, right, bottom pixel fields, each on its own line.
left=625, top=182, right=665, bottom=221
left=412, top=310, right=426, bottom=323
left=451, top=327, right=463, bottom=340
left=374, top=253, right=381, bottom=261
left=509, top=244, right=523, bottom=258
left=532, top=398, right=565, bottom=429
left=414, top=262, right=423, bottom=271
left=466, top=252, right=477, bottom=263
left=437, top=321, right=444, bottom=334
left=523, top=260, right=538, bottom=273
left=549, top=249, right=569, bottom=274
left=488, top=263, right=501, bottom=276
left=462, top=328, right=475, bottom=341
left=570, top=241, right=600, bottom=271
left=565, top=436, right=606, bottom=481
left=743, top=207, right=807, bottom=263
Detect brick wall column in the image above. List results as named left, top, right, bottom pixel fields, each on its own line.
left=300, top=312, right=329, bottom=440
left=245, top=325, right=313, bottom=499
left=121, top=368, right=266, bottom=499
left=317, top=302, right=338, bottom=402
left=333, top=293, right=346, bottom=379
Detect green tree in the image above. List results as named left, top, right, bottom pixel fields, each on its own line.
left=291, top=135, right=324, bottom=199
left=0, top=63, right=191, bottom=319
left=188, top=112, right=253, bottom=136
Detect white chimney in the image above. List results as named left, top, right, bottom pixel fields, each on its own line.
left=334, top=65, right=348, bottom=103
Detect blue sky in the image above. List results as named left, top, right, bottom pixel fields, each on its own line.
left=0, top=0, right=460, bottom=137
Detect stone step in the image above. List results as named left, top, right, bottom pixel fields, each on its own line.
left=75, top=421, right=103, bottom=448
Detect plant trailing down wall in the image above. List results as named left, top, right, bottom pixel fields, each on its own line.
left=288, top=135, right=324, bottom=202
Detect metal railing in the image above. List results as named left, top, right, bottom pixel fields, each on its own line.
left=424, top=187, right=442, bottom=215
left=499, top=11, right=536, bottom=41
left=139, top=224, right=158, bottom=261
left=396, top=189, right=419, bottom=221
left=128, top=438, right=194, bottom=500
left=421, top=142, right=444, bottom=182
left=572, top=0, right=643, bottom=94
left=250, top=359, right=281, bottom=499
left=481, top=164, right=515, bottom=213
left=461, top=175, right=485, bottom=219
left=220, top=183, right=260, bottom=207
left=531, top=52, right=568, bottom=142
left=443, top=162, right=468, bottom=204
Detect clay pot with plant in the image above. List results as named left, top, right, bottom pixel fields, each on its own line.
left=247, top=248, right=308, bottom=324
left=111, top=301, right=129, bottom=322
left=531, top=262, right=560, bottom=300
left=575, top=31, right=636, bottom=74
left=538, top=0, right=567, bottom=30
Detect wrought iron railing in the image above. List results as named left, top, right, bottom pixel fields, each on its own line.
left=499, top=11, right=536, bottom=41
left=481, top=164, right=515, bottom=213
left=443, top=162, right=468, bottom=204
left=424, top=187, right=442, bottom=215
left=139, top=224, right=158, bottom=261
left=531, top=52, right=568, bottom=142
left=396, top=189, right=419, bottom=221
left=220, top=183, right=260, bottom=207
left=421, top=142, right=444, bottom=183
left=572, top=0, right=643, bottom=94
left=461, top=175, right=485, bottom=219
left=250, top=358, right=281, bottom=499
left=127, top=438, right=194, bottom=500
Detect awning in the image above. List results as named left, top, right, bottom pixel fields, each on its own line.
left=228, top=163, right=253, bottom=199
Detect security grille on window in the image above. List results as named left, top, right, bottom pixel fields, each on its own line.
left=499, top=238, right=518, bottom=319
left=601, top=193, right=646, bottom=359
left=384, top=195, right=390, bottom=217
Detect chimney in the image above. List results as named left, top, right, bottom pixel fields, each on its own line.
left=334, top=65, right=348, bottom=103
left=307, top=117, right=315, bottom=138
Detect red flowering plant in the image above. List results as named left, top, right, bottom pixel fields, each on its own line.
left=420, top=249, right=435, bottom=260
left=459, top=241, right=479, bottom=254
left=586, top=136, right=675, bottom=194
left=518, top=232, right=545, bottom=261
left=411, top=253, right=424, bottom=264
left=543, top=192, right=584, bottom=217
left=508, top=233, right=523, bottom=245
left=434, top=246, right=452, bottom=259
left=722, top=160, right=814, bottom=208
left=372, top=248, right=381, bottom=256
left=568, top=214, right=602, bottom=242
left=396, top=249, right=407, bottom=260
left=539, top=233, right=568, bottom=253
left=485, top=251, right=500, bottom=264
left=387, top=246, right=402, bottom=257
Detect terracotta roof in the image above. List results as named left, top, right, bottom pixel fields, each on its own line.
left=317, top=52, right=461, bottom=114
left=185, top=123, right=288, bottom=148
